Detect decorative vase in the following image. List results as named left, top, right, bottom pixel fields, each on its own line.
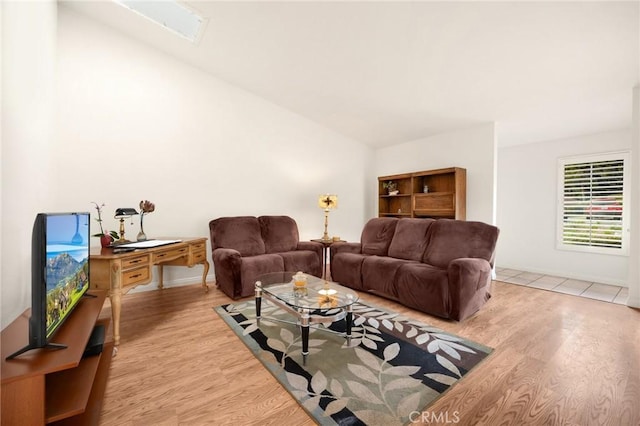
left=137, top=214, right=147, bottom=241
left=100, top=234, right=112, bottom=248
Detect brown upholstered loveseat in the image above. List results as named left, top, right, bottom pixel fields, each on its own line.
left=209, top=216, right=323, bottom=299
left=330, top=217, right=499, bottom=321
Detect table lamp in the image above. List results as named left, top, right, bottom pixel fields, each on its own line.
left=114, top=207, right=138, bottom=243
left=318, top=194, right=338, bottom=242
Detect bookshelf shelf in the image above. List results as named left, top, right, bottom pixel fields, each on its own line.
left=378, top=167, right=466, bottom=219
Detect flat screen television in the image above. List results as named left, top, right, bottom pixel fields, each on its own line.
left=6, top=212, right=91, bottom=359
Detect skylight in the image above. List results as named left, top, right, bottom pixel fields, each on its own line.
left=114, top=0, right=206, bottom=43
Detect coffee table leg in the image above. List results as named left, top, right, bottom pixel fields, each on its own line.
left=255, top=281, right=262, bottom=326
left=301, top=309, right=310, bottom=365
left=346, top=304, right=353, bottom=346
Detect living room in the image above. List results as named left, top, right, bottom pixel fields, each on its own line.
left=2, top=1, right=639, bottom=425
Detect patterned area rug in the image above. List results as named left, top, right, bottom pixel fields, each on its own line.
left=214, top=300, right=492, bottom=425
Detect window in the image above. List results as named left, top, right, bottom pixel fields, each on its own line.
left=557, top=151, right=629, bottom=255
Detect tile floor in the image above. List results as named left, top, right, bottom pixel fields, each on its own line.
left=495, top=268, right=628, bottom=305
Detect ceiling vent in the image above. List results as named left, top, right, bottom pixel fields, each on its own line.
left=113, top=0, right=207, bottom=43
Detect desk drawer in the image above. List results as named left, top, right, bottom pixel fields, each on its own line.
left=122, top=254, right=150, bottom=269
left=191, top=242, right=206, bottom=252
left=192, top=249, right=206, bottom=263
left=122, top=266, right=150, bottom=286
left=153, top=246, right=188, bottom=263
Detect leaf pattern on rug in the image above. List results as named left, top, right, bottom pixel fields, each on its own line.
left=216, top=301, right=492, bottom=426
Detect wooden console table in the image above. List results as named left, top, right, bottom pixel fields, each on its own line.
left=89, top=237, right=209, bottom=346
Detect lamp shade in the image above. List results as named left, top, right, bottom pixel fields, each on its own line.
left=114, top=208, right=139, bottom=218
left=318, top=194, right=338, bottom=210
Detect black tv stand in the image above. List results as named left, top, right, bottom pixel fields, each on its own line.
left=83, top=324, right=105, bottom=358
left=5, top=341, right=66, bottom=360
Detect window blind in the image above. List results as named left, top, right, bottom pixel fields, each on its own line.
left=559, top=154, right=627, bottom=253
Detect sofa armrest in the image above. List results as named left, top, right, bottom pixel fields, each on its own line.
left=212, top=247, right=241, bottom=261
left=332, top=242, right=362, bottom=253
left=330, top=242, right=362, bottom=256
left=447, top=258, right=493, bottom=321
left=297, top=240, right=324, bottom=257
left=212, top=248, right=243, bottom=299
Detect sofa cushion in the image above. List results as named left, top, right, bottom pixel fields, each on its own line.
left=259, top=216, right=299, bottom=254
left=395, top=263, right=451, bottom=318
left=278, top=251, right=322, bottom=278
left=361, top=218, right=398, bottom=256
left=330, top=252, right=367, bottom=290
left=210, top=216, right=265, bottom=257
left=423, top=219, right=499, bottom=269
left=362, top=256, right=413, bottom=298
left=388, top=218, right=435, bottom=261
left=239, top=254, right=284, bottom=297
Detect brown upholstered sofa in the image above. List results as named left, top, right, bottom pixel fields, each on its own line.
left=330, top=217, right=499, bottom=321
left=209, top=216, right=323, bottom=299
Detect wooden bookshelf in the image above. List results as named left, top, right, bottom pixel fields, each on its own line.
left=378, top=167, right=466, bottom=219
left=1, top=291, right=112, bottom=425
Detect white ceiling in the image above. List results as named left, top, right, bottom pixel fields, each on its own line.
left=61, top=1, right=639, bottom=148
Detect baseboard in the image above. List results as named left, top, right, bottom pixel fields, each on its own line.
left=128, top=274, right=214, bottom=294
left=626, top=293, right=640, bottom=308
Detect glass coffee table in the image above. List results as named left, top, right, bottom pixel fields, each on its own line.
left=255, top=271, right=359, bottom=365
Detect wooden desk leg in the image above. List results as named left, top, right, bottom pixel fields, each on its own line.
left=110, top=264, right=122, bottom=346
left=158, top=265, right=164, bottom=289
left=201, top=260, right=210, bottom=293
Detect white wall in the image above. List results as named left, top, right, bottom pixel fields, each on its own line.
left=374, top=123, right=497, bottom=224
left=496, top=129, right=631, bottom=286
left=1, top=0, right=58, bottom=329
left=0, top=5, right=373, bottom=328
left=628, top=86, right=639, bottom=306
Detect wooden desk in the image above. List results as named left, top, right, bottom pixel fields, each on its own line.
left=90, top=237, right=209, bottom=346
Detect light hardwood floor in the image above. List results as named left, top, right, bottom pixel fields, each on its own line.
left=98, top=280, right=640, bottom=425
